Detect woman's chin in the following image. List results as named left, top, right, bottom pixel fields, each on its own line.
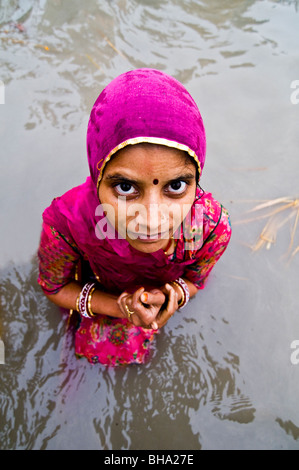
left=126, top=237, right=169, bottom=254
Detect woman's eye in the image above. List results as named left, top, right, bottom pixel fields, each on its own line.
left=167, top=180, right=187, bottom=194
left=115, top=182, right=137, bottom=196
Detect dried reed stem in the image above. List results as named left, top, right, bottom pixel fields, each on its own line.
left=85, top=54, right=102, bottom=70
left=235, top=197, right=299, bottom=259
left=288, top=207, right=299, bottom=255
left=234, top=201, right=297, bottom=225
left=247, top=197, right=294, bottom=213
left=102, top=36, right=127, bottom=59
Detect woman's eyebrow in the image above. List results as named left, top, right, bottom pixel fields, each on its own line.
left=105, top=172, right=195, bottom=183
left=105, top=173, right=139, bottom=184
left=169, top=173, right=195, bottom=181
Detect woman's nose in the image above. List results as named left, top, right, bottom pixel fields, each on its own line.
left=140, top=193, right=171, bottom=232
left=144, top=189, right=164, bottom=215
left=142, top=188, right=161, bottom=207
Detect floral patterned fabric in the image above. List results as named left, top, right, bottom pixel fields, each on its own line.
left=183, top=206, right=231, bottom=289
left=38, top=189, right=231, bottom=367
left=75, top=315, right=158, bottom=366
left=38, top=224, right=80, bottom=294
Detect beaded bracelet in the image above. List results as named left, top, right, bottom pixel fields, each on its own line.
left=76, top=282, right=96, bottom=318
left=171, top=277, right=190, bottom=309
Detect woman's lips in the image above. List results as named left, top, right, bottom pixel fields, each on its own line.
left=127, top=230, right=170, bottom=242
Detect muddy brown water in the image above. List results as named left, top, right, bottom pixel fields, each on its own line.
left=0, top=0, right=299, bottom=450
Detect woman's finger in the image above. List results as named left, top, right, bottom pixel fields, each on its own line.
left=117, top=291, right=143, bottom=326
left=118, top=287, right=166, bottom=329
left=117, top=292, right=130, bottom=317
left=140, top=289, right=165, bottom=308
left=129, top=287, right=158, bottom=327
left=150, top=321, right=159, bottom=330
left=156, top=284, right=178, bottom=328
left=131, top=287, right=145, bottom=311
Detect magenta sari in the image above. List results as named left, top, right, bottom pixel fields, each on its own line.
left=38, top=69, right=231, bottom=366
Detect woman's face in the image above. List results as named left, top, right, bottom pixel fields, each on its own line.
left=98, top=143, right=197, bottom=253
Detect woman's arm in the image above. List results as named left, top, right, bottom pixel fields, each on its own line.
left=38, top=224, right=128, bottom=319
left=45, top=277, right=198, bottom=329
left=45, top=281, right=168, bottom=328
left=45, top=281, right=125, bottom=318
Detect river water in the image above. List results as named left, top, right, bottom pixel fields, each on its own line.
left=0, top=0, right=299, bottom=450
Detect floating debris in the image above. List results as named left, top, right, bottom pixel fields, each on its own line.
left=0, top=35, right=50, bottom=51
left=34, top=44, right=50, bottom=51
left=102, top=35, right=127, bottom=59
left=97, top=30, right=128, bottom=60
left=234, top=197, right=299, bottom=259
left=85, top=54, right=102, bottom=70
left=85, top=33, right=127, bottom=71
left=12, top=22, right=26, bottom=33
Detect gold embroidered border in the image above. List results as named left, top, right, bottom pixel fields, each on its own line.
left=96, top=137, right=202, bottom=191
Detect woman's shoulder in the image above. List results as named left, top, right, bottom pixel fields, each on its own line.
left=180, top=190, right=232, bottom=287
left=174, top=188, right=231, bottom=261
left=196, top=188, right=232, bottom=246
left=196, top=187, right=224, bottom=221
left=193, top=187, right=230, bottom=233
left=42, top=177, right=96, bottom=224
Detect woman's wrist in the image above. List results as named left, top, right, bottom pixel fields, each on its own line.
left=75, top=282, right=97, bottom=318
left=170, top=283, right=184, bottom=305
left=170, top=278, right=190, bottom=309
left=74, top=283, right=125, bottom=319
left=90, top=288, right=125, bottom=318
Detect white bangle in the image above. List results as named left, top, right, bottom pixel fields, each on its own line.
left=77, top=282, right=96, bottom=318
left=173, top=277, right=190, bottom=309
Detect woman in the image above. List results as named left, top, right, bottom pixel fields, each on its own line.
left=38, top=68, right=231, bottom=366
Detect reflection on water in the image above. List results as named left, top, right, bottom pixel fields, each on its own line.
left=1, top=0, right=299, bottom=450
left=0, top=258, right=255, bottom=449
left=276, top=418, right=299, bottom=441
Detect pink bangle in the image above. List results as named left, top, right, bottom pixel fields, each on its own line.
left=77, top=282, right=96, bottom=318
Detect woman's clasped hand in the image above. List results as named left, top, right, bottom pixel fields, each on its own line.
left=117, top=284, right=179, bottom=330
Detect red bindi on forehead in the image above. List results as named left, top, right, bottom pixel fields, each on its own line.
left=153, top=179, right=159, bottom=185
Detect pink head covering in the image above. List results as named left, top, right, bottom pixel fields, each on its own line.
left=87, top=68, right=206, bottom=189
left=42, top=69, right=209, bottom=294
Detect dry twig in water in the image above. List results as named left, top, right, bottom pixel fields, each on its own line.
left=234, top=197, right=299, bottom=259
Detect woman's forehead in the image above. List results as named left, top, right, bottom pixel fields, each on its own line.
left=103, top=144, right=196, bottom=178
left=117, top=142, right=187, bottom=158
